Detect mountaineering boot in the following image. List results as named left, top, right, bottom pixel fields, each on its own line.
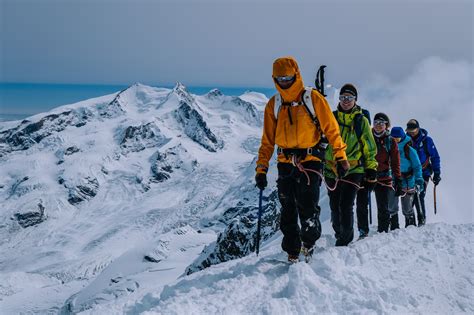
left=417, top=214, right=426, bottom=227
left=335, top=238, right=347, bottom=247
left=390, top=214, right=400, bottom=230
left=405, top=216, right=416, bottom=227
left=358, top=229, right=368, bottom=240
left=288, top=254, right=299, bottom=264
left=301, top=245, right=314, bottom=263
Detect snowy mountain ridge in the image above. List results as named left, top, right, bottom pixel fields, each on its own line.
left=0, top=83, right=472, bottom=314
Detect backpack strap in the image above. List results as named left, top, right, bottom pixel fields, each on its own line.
left=362, top=108, right=371, bottom=125
left=386, top=135, right=392, bottom=153
left=404, top=142, right=412, bottom=163
left=353, top=113, right=364, bottom=139
left=273, top=87, right=319, bottom=127
left=273, top=93, right=282, bottom=120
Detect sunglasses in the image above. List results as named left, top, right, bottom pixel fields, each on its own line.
left=339, top=95, right=356, bottom=102
left=374, top=119, right=387, bottom=126
left=274, top=75, right=295, bottom=83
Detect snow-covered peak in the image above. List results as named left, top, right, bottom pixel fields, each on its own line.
left=171, top=81, right=195, bottom=105
left=0, top=84, right=265, bottom=314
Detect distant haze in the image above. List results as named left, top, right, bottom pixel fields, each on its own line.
left=1, top=0, right=472, bottom=88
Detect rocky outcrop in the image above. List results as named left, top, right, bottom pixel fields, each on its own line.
left=97, top=87, right=129, bottom=118
left=230, top=97, right=261, bottom=126
left=13, top=202, right=46, bottom=228
left=174, top=101, right=223, bottom=152
left=205, top=89, right=224, bottom=100
left=150, top=145, right=198, bottom=183
left=120, top=122, right=169, bottom=154
left=56, top=146, right=81, bottom=164
left=0, top=109, right=93, bottom=156
left=67, top=177, right=100, bottom=205
left=185, top=190, right=280, bottom=275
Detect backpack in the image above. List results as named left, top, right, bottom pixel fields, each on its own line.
left=273, top=87, right=322, bottom=133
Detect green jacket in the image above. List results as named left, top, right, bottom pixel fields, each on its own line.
left=324, top=105, right=377, bottom=178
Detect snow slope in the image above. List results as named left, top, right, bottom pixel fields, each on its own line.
left=78, top=223, right=474, bottom=314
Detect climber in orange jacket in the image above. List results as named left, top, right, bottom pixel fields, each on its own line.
left=255, top=56, right=348, bottom=262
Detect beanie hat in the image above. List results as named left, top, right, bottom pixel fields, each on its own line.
left=339, top=83, right=358, bottom=100
left=374, top=112, right=390, bottom=127
left=406, top=119, right=420, bottom=131
left=391, top=127, right=406, bottom=140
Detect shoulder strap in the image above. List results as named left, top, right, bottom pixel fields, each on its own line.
left=273, top=94, right=282, bottom=120
left=301, top=87, right=315, bottom=118
left=404, top=142, right=411, bottom=162
left=362, top=108, right=371, bottom=125
left=353, top=113, right=364, bottom=139
left=386, top=136, right=392, bottom=153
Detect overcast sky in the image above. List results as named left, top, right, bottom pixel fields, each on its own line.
left=1, top=0, right=472, bottom=88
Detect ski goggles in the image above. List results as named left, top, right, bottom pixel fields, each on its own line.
left=374, top=119, right=388, bottom=126
left=339, top=95, right=356, bottom=102
left=274, top=75, right=295, bottom=83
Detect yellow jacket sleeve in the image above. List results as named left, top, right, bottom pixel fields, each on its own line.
left=256, top=97, right=277, bottom=174
left=312, top=92, right=347, bottom=161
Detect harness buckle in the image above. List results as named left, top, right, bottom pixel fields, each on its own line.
left=307, top=147, right=313, bottom=155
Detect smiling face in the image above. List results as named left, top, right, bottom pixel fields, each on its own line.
left=373, top=119, right=388, bottom=133
left=339, top=93, right=356, bottom=111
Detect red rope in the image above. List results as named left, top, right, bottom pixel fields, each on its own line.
left=293, top=158, right=363, bottom=191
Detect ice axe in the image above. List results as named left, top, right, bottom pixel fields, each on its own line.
left=315, top=65, right=327, bottom=97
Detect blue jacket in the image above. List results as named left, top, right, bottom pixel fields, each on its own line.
left=398, top=135, right=423, bottom=189
left=411, top=128, right=441, bottom=177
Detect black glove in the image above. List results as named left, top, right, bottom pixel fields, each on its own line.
left=394, top=178, right=404, bottom=197
left=365, top=169, right=377, bottom=191
left=336, top=160, right=349, bottom=178
left=255, top=173, right=267, bottom=190
left=432, top=173, right=441, bottom=186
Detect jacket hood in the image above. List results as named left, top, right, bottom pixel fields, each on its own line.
left=399, top=134, right=412, bottom=147
left=412, top=128, right=428, bottom=144
left=272, top=56, right=304, bottom=102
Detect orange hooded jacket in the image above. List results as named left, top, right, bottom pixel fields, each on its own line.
left=256, top=56, right=347, bottom=174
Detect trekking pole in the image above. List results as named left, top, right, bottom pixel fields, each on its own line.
left=415, top=187, right=423, bottom=225
left=368, top=189, right=372, bottom=225
left=433, top=184, right=437, bottom=215
left=255, top=189, right=264, bottom=256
